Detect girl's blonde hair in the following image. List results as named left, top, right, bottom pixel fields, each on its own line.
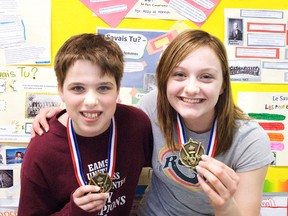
left=156, top=29, right=249, bottom=156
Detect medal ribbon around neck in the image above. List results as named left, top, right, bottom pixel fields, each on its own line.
left=176, top=113, right=217, bottom=157
left=67, top=117, right=117, bottom=186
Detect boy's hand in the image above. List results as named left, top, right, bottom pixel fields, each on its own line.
left=73, top=185, right=109, bottom=212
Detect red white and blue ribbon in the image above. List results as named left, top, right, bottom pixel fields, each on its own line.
left=206, top=118, right=217, bottom=157
left=176, top=113, right=217, bottom=157
left=176, top=113, right=187, bottom=145
left=67, top=117, right=117, bottom=186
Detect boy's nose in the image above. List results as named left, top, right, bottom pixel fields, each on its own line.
left=84, top=91, right=98, bottom=106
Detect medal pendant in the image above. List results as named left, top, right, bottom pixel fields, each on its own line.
left=88, top=172, right=112, bottom=193
left=179, top=138, right=205, bottom=169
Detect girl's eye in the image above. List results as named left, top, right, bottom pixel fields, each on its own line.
left=177, top=73, right=185, bottom=77
left=172, top=71, right=186, bottom=78
left=201, top=74, right=212, bottom=79
left=199, top=74, right=214, bottom=82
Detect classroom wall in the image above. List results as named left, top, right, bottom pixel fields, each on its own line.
left=51, top=0, right=288, bottom=192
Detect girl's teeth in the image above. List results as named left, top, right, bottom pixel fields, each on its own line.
left=182, top=98, right=201, bottom=103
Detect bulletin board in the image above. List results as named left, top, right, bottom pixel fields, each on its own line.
left=50, top=0, right=288, bottom=193
left=1, top=0, right=288, bottom=213
left=50, top=1, right=288, bottom=213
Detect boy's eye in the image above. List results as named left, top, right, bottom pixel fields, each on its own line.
left=72, top=86, right=84, bottom=92
left=98, top=86, right=111, bottom=92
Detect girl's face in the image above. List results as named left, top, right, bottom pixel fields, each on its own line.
left=167, top=46, right=224, bottom=132
left=59, top=59, right=119, bottom=137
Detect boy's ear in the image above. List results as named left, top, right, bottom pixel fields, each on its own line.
left=58, top=85, right=64, bottom=102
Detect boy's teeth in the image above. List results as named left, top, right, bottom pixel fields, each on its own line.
left=83, top=112, right=98, bottom=118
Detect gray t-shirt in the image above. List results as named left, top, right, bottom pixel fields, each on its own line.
left=137, top=89, right=274, bottom=216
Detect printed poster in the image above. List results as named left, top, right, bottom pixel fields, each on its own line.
left=0, top=143, right=26, bottom=207
left=261, top=193, right=288, bottom=215
left=225, top=9, right=288, bottom=83
left=126, top=0, right=187, bottom=20
left=238, top=92, right=288, bottom=166
left=0, top=0, right=51, bottom=65
left=80, top=0, right=138, bottom=27
left=0, top=66, right=63, bottom=143
left=164, top=0, right=220, bottom=27
left=97, top=28, right=179, bottom=105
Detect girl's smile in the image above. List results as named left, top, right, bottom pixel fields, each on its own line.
left=167, top=46, right=224, bottom=132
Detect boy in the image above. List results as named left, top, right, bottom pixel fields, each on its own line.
left=18, top=33, right=153, bottom=216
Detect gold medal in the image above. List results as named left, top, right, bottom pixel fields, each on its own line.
left=179, top=138, right=205, bottom=169
left=88, top=172, right=112, bottom=193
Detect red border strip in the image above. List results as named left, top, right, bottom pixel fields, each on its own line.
left=247, top=22, right=286, bottom=33
left=235, top=47, right=280, bottom=59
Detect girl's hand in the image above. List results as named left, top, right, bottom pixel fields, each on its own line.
left=31, top=107, right=62, bottom=137
left=196, top=155, right=240, bottom=213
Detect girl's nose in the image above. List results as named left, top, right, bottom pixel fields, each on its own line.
left=184, top=78, right=200, bottom=94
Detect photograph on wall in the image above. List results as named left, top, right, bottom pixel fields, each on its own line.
left=0, top=169, right=13, bottom=188
left=228, top=18, right=243, bottom=45
left=6, top=148, right=26, bottom=165
left=0, top=145, right=4, bottom=164
left=0, top=165, right=21, bottom=207
left=25, top=93, right=62, bottom=118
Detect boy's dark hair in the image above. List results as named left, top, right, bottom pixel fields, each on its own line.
left=54, top=33, right=124, bottom=90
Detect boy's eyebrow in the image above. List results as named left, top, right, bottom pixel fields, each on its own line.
left=96, top=81, right=116, bottom=87
left=67, top=81, right=114, bottom=85
left=99, top=81, right=114, bottom=85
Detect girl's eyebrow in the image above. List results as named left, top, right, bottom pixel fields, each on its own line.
left=173, top=65, right=220, bottom=73
left=199, top=67, right=220, bottom=73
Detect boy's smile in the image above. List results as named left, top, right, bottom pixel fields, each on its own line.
left=58, top=59, right=119, bottom=137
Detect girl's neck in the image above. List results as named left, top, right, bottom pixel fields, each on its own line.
left=183, top=115, right=215, bottom=134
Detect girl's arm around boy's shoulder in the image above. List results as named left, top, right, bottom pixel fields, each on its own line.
left=136, top=88, right=158, bottom=117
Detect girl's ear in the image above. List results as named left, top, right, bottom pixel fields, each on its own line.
left=220, top=77, right=227, bottom=95
left=220, top=85, right=225, bottom=95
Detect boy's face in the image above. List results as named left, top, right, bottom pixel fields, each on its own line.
left=58, top=59, right=119, bottom=137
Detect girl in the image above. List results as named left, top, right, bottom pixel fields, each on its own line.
left=137, top=29, right=273, bottom=216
